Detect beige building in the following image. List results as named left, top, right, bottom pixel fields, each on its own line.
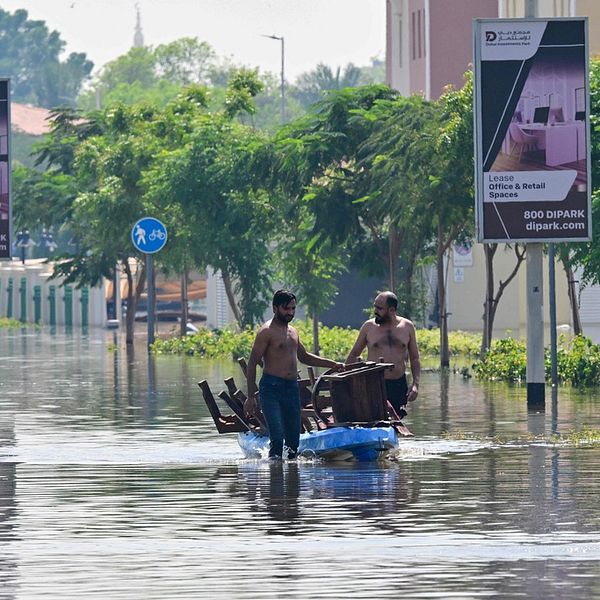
left=446, top=243, right=573, bottom=341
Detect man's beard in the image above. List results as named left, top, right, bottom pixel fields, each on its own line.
left=374, top=314, right=387, bottom=325
left=276, top=312, right=294, bottom=324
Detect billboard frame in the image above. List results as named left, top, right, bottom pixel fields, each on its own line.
left=0, top=78, right=10, bottom=260
left=473, top=17, right=591, bottom=243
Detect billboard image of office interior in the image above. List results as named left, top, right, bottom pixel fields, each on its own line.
left=496, top=49, right=586, bottom=173
left=475, top=19, right=591, bottom=242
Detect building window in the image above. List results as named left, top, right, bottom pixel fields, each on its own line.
left=422, top=7, right=426, bottom=57
left=399, top=18, right=403, bottom=67
left=412, top=11, right=416, bottom=60
left=418, top=9, right=422, bottom=59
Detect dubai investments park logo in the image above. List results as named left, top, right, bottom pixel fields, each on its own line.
left=486, top=31, right=497, bottom=42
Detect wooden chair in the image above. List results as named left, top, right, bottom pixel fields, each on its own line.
left=198, top=380, right=248, bottom=434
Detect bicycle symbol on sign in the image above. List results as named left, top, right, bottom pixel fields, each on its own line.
left=149, top=229, right=166, bottom=241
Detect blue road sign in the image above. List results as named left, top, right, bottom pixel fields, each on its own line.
left=131, top=217, right=168, bottom=254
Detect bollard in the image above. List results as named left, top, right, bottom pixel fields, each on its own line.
left=33, top=285, right=42, bottom=324
left=19, top=277, right=27, bottom=322
left=6, top=277, right=13, bottom=318
left=64, top=286, right=73, bottom=327
left=48, top=285, right=56, bottom=326
left=80, top=287, right=89, bottom=328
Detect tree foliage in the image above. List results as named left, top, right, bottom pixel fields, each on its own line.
left=568, top=57, right=600, bottom=285
left=0, top=8, right=92, bottom=107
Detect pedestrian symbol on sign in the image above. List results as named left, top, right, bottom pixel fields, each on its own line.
left=134, top=223, right=146, bottom=246
left=131, top=217, right=167, bottom=254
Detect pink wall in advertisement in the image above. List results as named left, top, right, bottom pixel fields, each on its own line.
left=429, top=0, right=497, bottom=98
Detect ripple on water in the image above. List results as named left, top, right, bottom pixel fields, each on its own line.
left=2, top=329, right=600, bottom=598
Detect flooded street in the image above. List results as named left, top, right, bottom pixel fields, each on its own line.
left=1, top=328, right=600, bottom=599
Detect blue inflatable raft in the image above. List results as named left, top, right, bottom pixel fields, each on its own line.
left=238, top=425, right=399, bottom=461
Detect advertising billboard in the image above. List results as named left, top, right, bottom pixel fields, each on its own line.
left=473, top=19, right=591, bottom=242
left=0, top=79, right=9, bottom=258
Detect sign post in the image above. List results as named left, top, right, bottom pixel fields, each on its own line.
left=473, top=16, right=591, bottom=407
left=131, top=217, right=168, bottom=349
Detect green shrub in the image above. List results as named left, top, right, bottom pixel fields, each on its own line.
left=152, top=322, right=481, bottom=361
left=472, top=337, right=527, bottom=382
left=473, top=334, right=600, bottom=387
left=554, top=335, right=600, bottom=386
left=151, top=327, right=253, bottom=358
left=417, top=328, right=481, bottom=357
left=295, top=322, right=359, bottom=361
left=0, top=317, right=25, bottom=329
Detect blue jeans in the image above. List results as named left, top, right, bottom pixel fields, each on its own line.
left=259, top=373, right=301, bottom=458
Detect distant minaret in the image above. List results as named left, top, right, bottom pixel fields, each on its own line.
left=133, top=3, right=144, bottom=48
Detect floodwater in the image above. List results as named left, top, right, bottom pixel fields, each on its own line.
left=1, top=328, right=600, bottom=599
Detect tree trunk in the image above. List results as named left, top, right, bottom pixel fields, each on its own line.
left=480, top=244, right=526, bottom=357
left=400, top=240, right=420, bottom=320
left=388, top=222, right=399, bottom=291
left=312, top=312, right=319, bottom=355
left=561, top=256, right=582, bottom=335
left=437, top=224, right=450, bottom=368
left=221, top=269, right=243, bottom=329
left=124, top=260, right=146, bottom=345
left=180, top=267, right=189, bottom=337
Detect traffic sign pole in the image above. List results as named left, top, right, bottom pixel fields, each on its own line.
left=131, top=217, right=168, bottom=352
left=147, top=253, right=155, bottom=348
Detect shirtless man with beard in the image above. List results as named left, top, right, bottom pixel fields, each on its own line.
left=346, top=291, right=420, bottom=415
left=245, top=289, right=344, bottom=459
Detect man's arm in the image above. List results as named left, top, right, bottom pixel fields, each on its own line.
left=297, top=340, right=344, bottom=371
left=346, top=323, right=369, bottom=364
left=406, top=323, right=421, bottom=402
left=245, top=328, right=269, bottom=415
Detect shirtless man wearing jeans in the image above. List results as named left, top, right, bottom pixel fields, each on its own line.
left=245, top=289, right=344, bottom=459
left=346, top=291, right=421, bottom=416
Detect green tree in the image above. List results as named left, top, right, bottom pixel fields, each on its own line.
left=0, top=8, right=92, bottom=107
left=52, top=103, right=167, bottom=343
left=145, top=113, right=275, bottom=327
left=356, top=57, right=386, bottom=86
left=154, top=38, right=216, bottom=85
left=357, top=95, right=438, bottom=317
left=272, top=85, right=409, bottom=347
left=291, top=63, right=362, bottom=109
left=569, top=57, right=600, bottom=286
left=80, top=39, right=220, bottom=111
left=12, top=107, right=103, bottom=251
left=275, top=202, right=347, bottom=353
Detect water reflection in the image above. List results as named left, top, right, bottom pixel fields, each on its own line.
left=0, top=418, right=17, bottom=599
left=1, top=328, right=600, bottom=598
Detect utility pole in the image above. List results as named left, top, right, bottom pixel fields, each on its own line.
left=524, top=0, right=545, bottom=409
left=262, top=34, right=285, bottom=123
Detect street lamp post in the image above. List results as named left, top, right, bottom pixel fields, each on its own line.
left=262, top=34, right=285, bottom=123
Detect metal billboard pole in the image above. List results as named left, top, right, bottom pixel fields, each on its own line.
left=524, top=0, right=546, bottom=409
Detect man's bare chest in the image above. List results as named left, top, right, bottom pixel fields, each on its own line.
left=268, top=331, right=298, bottom=353
left=367, top=327, right=408, bottom=351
